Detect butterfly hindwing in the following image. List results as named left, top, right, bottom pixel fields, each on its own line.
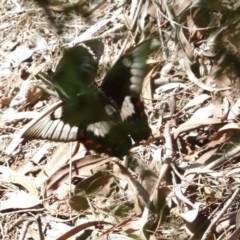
left=83, top=120, right=132, bottom=157
left=22, top=89, right=132, bottom=157
left=120, top=96, right=150, bottom=142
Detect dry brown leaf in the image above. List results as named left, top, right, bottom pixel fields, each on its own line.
left=181, top=148, right=219, bottom=196
left=0, top=192, right=41, bottom=211
left=114, top=161, right=149, bottom=215
left=33, top=142, right=79, bottom=187
left=70, top=18, right=112, bottom=45
left=228, top=98, right=240, bottom=120
left=183, top=93, right=210, bottom=110
left=180, top=202, right=201, bottom=223
left=177, top=25, right=195, bottom=61
left=0, top=170, right=38, bottom=197
left=142, top=65, right=156, bottom=104
left=184, top=55, right=231, bottom=92
left=206, top=130, right=235, bottom=149
left=155, top=82, right=187, bottom=94
left=45, top=155, right=110, bottom=197
left=174, top=118, right=224, bottom=139
left=172, top=0, right=193, bottom=16
left=55, top=221, right=113, bottom=240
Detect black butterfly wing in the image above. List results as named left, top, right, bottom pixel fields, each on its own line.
left=119, top=96, right=151, bottom=142
left=51, top=40, right=104, bottom=100
left=22, top=89, right=132, bottom=158
left=22, top=90, right=112, bottom=141
left=101, top=38, right=158, bottom=106
left=101, top=38, right=159, bottom=141
left=83, top=120, right=132, bottom=158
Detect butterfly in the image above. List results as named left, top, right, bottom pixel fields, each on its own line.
left=22, top=38, right=159, bottom=158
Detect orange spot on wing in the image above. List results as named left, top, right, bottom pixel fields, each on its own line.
left=85, top=140, right=93, bottom=145
left=136, top=100, right=142, bottom=108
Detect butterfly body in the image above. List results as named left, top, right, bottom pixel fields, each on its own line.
left=23, top=38, right=159, bottom=158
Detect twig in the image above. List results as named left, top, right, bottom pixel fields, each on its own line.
left=201, top=188, right=240, bottom=240
left=36, top=215, right=45, bottom=240
left=117, top=0, right=143, bottom=59
left=228, top=226, right=240, bottom=240
left=19, top=220, right=32, bottom=240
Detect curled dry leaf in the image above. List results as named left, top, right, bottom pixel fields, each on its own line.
left=0, top=192, right=41, bottom=211
left=228, top=98, right=240, bottom=120
left=155, top=82, right=186, bottom=94
left=0, top=169, right=38, bottom=197
left=34, top=142, right=78, bottom=188
left=183, top=93, right=210, bottom=110
left=70, top=172, right=114, bottom=211
left=114, top=161, right=149, bottom=215
left=45, top=155, right=110, bottom=197
left=7, top=46, right=33, bottom=67
left=180, top=202, right=201, bottom=223
left=190, top=104, right=215, bottom=120
left=184, top=55, right=231, bottom=92
left=174, top=118, right=223, bottom=139
left=215, top=211, right=237, bottom=234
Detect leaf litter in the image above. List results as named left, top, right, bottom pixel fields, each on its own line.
left=1, top=0, right=240, bottom=239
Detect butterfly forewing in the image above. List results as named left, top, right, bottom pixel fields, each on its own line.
left=23, top=104, right=79, bottom=141
left=52, top=40, right=104, bottom=100
left=101, top=38, right=159, bottom=107
left=101, top=38, right=159, bottom=142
